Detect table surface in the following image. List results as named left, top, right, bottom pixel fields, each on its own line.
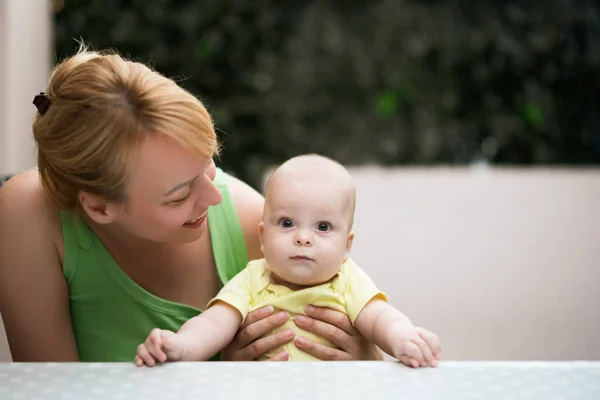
left=0, top=361, right=599, bottom=400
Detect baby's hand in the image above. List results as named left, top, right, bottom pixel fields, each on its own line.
left=392, top=326, right=442, bottom=368
left=135, top=328, right=184, bottom=367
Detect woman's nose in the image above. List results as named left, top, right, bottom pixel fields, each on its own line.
left=198, top=176, right=222, bottom=207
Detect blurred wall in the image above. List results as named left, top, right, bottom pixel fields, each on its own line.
left=0, top=0, right=52, bottom=176
left=0, top=313, right=7, bottom=361
left=0, top=0, right=52, bottom=361
left=4, top=166, right=597, bottom=362
left=349, top=166, right=600, bottom=361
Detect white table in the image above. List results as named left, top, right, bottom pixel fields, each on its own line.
left=0, top=361, right=599, bottom=399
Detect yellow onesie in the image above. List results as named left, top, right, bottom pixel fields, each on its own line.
left=206, top=258, right=387, bottom=361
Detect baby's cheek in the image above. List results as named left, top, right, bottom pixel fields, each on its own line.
left=271, top=235, right=290, bottom=249
left=265, top=239, right=286, bottom=258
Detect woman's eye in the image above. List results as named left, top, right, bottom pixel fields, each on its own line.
left=316, top=222, right=331, bottom=232
left=169, top=194, right=190, bottom=205
left=279, top=219, right=294, bottom=228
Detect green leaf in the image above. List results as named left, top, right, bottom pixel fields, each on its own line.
left=374, top=90, right=399, bottom=117
left=195, top=40, right=212, bottom=60
left=521, top=103, right=545, bottom=127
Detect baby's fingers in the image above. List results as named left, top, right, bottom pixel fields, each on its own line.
left=136, top=343, right=156, bottom=367
left=403, top=342, right=425, bottom=366
left=147, top=328, right=167, bottom=363
left=161, top=334, right=184, bottom=361
left=398, top=355, right=420, bottom=368
left=414, top=336, right=436, bottom=367
left=419, top=329, right=442, bottom=359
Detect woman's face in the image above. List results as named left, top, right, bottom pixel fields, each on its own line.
left=113, top=134, right=222, bottom=244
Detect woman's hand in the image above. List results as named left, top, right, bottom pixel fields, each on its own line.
left=293, top=305, right=383, bottom=360
left=220, top=306, right=295, bottom=361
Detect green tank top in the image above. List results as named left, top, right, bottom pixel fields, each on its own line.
left=61, top=168, right=249, bottom=361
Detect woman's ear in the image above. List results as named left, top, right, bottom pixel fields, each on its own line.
left=79, top=191, right=118, bottom=224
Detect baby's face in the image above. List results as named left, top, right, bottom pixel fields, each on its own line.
left=260, top=176, right=354, bottom=287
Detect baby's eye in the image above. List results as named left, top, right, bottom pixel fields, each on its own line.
left=279, top=219, right=294, bottom=228
left=316, top=222, right=331, bottom=232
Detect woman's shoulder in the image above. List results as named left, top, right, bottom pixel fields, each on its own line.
left=0, top=170, right=78, bottom=361
left=0, top=169, right=64, bottom=259
left=0, top=169, right=58, bottom=216
left=221, top=172, right=265, bottom=262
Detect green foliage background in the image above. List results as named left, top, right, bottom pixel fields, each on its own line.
left=53, top=0, right=600, bottom=187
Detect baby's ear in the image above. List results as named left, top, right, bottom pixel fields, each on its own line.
left=344, top=231, right=355, bottom=260
left=258, top=222, right=265, bottom=254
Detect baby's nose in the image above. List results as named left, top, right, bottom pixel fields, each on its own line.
left=294, top=235, right=313, bottom=246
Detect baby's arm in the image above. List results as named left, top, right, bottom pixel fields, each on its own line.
left=176, top=301, right=243, bottom=360
left=135, top=301, right=242, bottom=366
left=353, top=299, right=441, bottom=368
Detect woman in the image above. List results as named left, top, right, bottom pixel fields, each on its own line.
left=0, top=46, right=378, bottom=362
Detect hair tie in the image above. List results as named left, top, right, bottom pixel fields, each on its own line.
left=33, top=92, right=51, bottom=115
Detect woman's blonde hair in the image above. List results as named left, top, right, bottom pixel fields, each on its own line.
left=32, top=44, right=219, bottom=211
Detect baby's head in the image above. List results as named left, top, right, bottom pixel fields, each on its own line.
left=259, top=154, right=356, bottom=288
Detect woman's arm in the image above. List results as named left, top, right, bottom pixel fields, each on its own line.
left=224, top=174, right=379, bottom=361
left=0, top=171, right=79, bottom=361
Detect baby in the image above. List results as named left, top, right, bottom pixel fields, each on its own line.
left=135, top=154, right=442, bottom=367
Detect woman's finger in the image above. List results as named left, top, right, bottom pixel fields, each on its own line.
left=265, top=351, right=289, bottom=361
left=239, top=329, right=295, bottom=361
left=234, top=311, right=289, bottom=349
left=304, top=306, right=356, bottom=336
left=294, top=336, right=353, bottom=361
left=240, top=306, right=275, bottom=329
left=294, top=314, right=355, bottom=351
